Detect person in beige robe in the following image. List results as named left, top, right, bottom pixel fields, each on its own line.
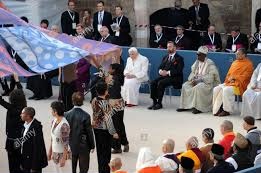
left=177, top=46, right=220, bottom=114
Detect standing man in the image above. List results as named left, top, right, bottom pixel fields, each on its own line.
left=149, top=24, right=168, bottom=49
left=113, top=5, right=132, bottom=46
left=171, top=0, right=189, bottom=29
left=93, top=1, right=113, bottom=40
left=188, top=0, right=210, bottom=31
left=65, top=92, right=95, bottom=173
left=177, top=46, right=220, bottom=114
left=61, top=0, right=79, bottom=36
left=255, top=8, right=261, bottom=32
left=20, top=107, right=48, bottom=173
left=148, top=41, right=184, bottom=110
left=201, top=24, right=222, bottom=52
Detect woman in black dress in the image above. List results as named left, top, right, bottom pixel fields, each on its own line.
left=0, top=89, right=27, bottom=173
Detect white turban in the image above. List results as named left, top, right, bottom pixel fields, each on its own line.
left=197, top=46, right=208, bottom=55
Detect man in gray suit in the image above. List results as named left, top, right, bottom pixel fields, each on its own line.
left=65, top=92, right=95, bottom=173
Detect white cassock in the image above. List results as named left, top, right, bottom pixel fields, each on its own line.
left=179, top=58, right=220, bottom=112
left=122, top=54, right=149, bottom=105
left=241, top=63, right=261, bottom=119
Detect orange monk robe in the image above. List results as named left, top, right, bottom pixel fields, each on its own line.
left=138, top=165, right=161, bottom=173
left=224, top=57, right=254, bottom=95
left=113, top=170, right=128, bottom=173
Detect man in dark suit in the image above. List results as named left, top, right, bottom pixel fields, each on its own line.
left=188, top=0, right=210, bottom=31
left=255, top=8, right=261, bottom=32
left=171, top=0, right=190, bottom=29
left=226, top=26, right=249, bottom=52
left=20, top=107, right=48, bottom=173
left=174, top=25, right=192, bottom=50
left=99, top=26, right=115, bottom=44
left=148, top=41, right=184, bottom=110
left=93, top=1, right=113, bottom=40
left=149, top=24, right=168, bottom=48
left=65, top=92, right=95, bottom=173
left=201, top=24, right=222, bottom=51
left=61, top=1, right=79, bottom=36
left=112, top=5, right=132, bottom=46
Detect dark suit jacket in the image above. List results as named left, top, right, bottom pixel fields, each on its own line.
left=255, top=8, right=261, bottom=31
left=112, top=15, right=132, bottom=46
left=99, top=35, right=116, bottom=44
left=207, top=161, right=235, bottom=173
left=0, top=96, right=24, bottom=152
left=226, top=33, right=249, bottom=51
left=65, top=107, right=95, bottom=154
left=61, top=10, right=80, bottom=36
left=93, top=11, right=113, bottom=40
left=201, top=32, right=222, bottom=50
left=171, top=8, right=190, bottom=29
left=250, top=32, right=261, bottom=53
left=158, top=53, right=184, bottom=88
left=21, top=119, right=48, bottom=171
left=188, top=3, right=210, bottom=30
left=174, top=35, right=192, bottom=50
left=149, top=33, right=168, bottom=48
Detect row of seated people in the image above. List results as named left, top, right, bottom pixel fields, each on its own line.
left=150, top=24, right=261, bottom=54
left=109, top=117, right=261, bottom=173
left=121, top=43, right=260, bottom=119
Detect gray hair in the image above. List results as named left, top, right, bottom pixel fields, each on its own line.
left=128, top=47, right=138, bottom=54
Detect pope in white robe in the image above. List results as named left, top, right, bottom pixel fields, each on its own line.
left=177, top=46, right=221, bottom=114
left=121, top=47, right=149, bottom=106
left=241, top=63, right=261, bottom=119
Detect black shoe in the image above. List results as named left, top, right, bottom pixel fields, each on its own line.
left=148, top=104, right=155, bottom=110
left=111, top=149, right=122, bottom=154
left=34, top=97, right=44, bottom=100
left=153, top=103, right=163, bottom=110
left=192, top=108, right=202, bottom=114
left=176, top=108, right=189, bottom=112
left=123, top=144, right=129, bottom=152
left=28, top=95, right=36, bottom=100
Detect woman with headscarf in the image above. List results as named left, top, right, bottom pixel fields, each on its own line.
left=136, top=147, right=161, bottom=173
left=200, top=128, right=215, bottom=173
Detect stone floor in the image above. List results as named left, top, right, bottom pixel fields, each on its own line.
left=0, top=86, right=260, bottom=173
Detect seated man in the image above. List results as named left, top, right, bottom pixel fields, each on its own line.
left=76, top=23, right=92, bottom=39
left=177, top=136, right=204, bottom=172
left=179, top=156, right=194, bottom=173
left=241, top=63, right=261, bottom=119
left=99, top=26, right=115, bottom=43
left=201, top=24, right=222, bottom=52
left=177, top=46, right=220, bottom=114
left=226, top=133, right=253, bottom=171
left=122, top=47, right=149, bottom=107
left=250, top=22, right=261, bottom=54
left=225, top=26, right=249, bottom=52
left=242, top=116, right=261, bottom=162
left=174, top=25, right=191, bottom=50
left=155, top=139, right=179, bottom=173
left=213, top=48, right=253, bottom=116
left=207, top=144, right=235, bottom=173
left=109, top=157, right=127, bottom=173
left=218, top=120, right=235, bottom=159
left=148, top=41, right=184, bottom=110
left=149, top=24, right=168, bottom=49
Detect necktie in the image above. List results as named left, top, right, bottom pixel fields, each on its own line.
left=99, top=12, right=102, bottom=24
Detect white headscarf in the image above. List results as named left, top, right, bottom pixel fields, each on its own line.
left=136, top=147, right=156, bottom=171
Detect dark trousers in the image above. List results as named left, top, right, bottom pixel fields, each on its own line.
left=112, top=110, right=128, bottom=150
left=22, top=169, right=42, bottom=173
left=72, top=153, right=90, bottom=173
left=7, top=150, right=23, bottom=173
left=60, top=81, right=76, bottom=112
left=150, top=77, right=176, bottom=104
left=94, top=129, right=112, bottom=173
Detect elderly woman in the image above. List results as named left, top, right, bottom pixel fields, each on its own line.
left=121, top=47, right=149, bottom=107
left=177, top=136, right=204, bottom=172
left=136, top=147, right=161, bottom=173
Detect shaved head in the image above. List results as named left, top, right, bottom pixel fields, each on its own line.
left=162, top=139, right=175, bottom=153
left=109, top=157, right=122, bottom=171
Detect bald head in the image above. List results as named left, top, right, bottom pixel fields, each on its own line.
left=109, top=157, right=122, bottom=171
left=186, top=136, right=199, bottom=150
left=220, top=120, right=233, bottom=135
left=162, top=139, right=175, bottom=153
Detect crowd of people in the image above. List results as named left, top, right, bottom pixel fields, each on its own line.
left=0, top=0, right=261, bottom=173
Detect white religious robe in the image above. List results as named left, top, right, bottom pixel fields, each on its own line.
left=179, top=58, right=220, bottom=112
left=241, top=63, right=261, bottom=119
left=121, top=54, right=149, bottom=105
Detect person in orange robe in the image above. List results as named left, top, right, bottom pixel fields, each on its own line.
left=136, top=147, right=161, bottom=173
left=212, top=48, right=253, bottom=116
left=109, top=157, right=128, bottom=173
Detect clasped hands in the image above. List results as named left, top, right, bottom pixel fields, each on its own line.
left=159, top=70, right=169, bottom=77
left=125, top=73, right=136, bottom=79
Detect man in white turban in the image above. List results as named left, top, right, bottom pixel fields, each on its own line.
left=177, top=46, right=221, bottom=114
left=121, top=47, right=149, bottom=107
left=241, top=63, right=261, bottom=119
